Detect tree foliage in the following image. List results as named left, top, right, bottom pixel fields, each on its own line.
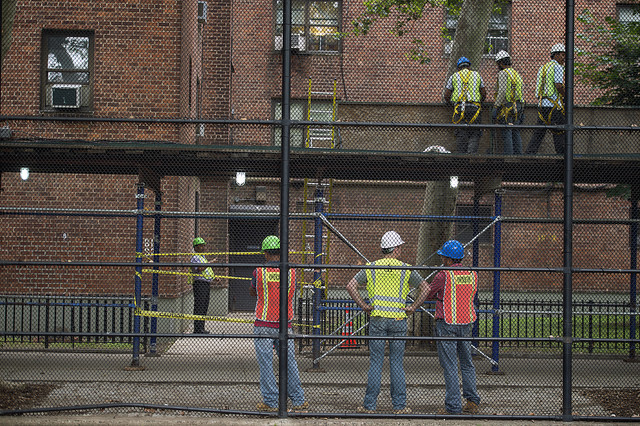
left=345, top=0, right=508, bottom=65
left=576, top=5, right=640, bottom=106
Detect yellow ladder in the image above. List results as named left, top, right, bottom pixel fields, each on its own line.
left=301, top=78, right=338, bottom=294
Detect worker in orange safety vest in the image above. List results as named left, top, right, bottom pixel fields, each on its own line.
left=406, top=239, right=481, bottom=415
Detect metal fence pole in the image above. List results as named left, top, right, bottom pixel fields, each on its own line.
left=491, top=189, right=503, bottom=372
left=149, top=191, right=162, bottom=356
left=562, top=0, right=576, bottom=420
left=278, top=0, right=292, bottom=417
left=130, top=183, right=145, bottom=369
left=629, top=187, right=638, bottom=360
left=312, top=186, right=324, bottom=368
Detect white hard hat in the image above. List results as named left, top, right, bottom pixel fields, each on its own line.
left=381, top=231, right=405, bottom=249
left=495, top=50, right=510, bottom=62
left=551, top=43, right=566, bottom=54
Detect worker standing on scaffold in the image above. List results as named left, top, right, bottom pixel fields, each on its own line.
left=525, top=43, right=566, bottom=155
left=406, top=240, right=481, bottom=415
left=250, top=236, right=308, bottom=412
left=444, top=57, right=487, bottom=154
left=347, top=231, right=424, bottom=415
left=190, top=237, right=217, bottom=334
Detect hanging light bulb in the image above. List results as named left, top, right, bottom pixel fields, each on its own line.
left=235, top=171, right=246, bottom=186
left=20, top=167, right=30, bottom=181
left=449, top=175, right=459, bottom=189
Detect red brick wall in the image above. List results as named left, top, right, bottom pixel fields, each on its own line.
left=0, top=0, right=232, bottom=298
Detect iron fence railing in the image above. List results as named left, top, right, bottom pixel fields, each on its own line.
left=0, top=294, right=149, bottom=352
left=297, top=297, right=639, bottom=355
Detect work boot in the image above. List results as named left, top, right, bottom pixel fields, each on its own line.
left=463, top=400, right=479, bottom=414
left=291, top=401, right=309, bottom=411
left=356, top=406, right=375, bottom=414
left=393, top=406, right=412, bottom=414
left=256, top=402, right=277, bottom=412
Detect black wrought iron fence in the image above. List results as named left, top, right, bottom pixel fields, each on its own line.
left=0, top=294, right=149, bottom=352
left=298, top=297, right=639, bottom=355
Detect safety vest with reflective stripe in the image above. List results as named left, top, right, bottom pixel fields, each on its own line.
left=254, top=267, right=295, bottom=323
left=451, top=69, right=482, bottom=103
left=536, top=60, right=563, bottom=104
left=191, top=255, right=216, bottom=282
left=365, top=258, right=411, bottom=319
left=504, top=68, right=524, bottom=103
left=443, top=270, right=478, bottom=325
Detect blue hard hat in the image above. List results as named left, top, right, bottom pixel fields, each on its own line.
left=437, top=240, right=465, bottom=260
left=457, top=57, right=471, bottom=68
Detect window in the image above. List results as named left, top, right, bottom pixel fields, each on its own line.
left=273, top=99, right=334, bottom=147
left=455, top=205, right=493, bottom=245
left=618, top=4, right=640, bottom=25
left=444, top=5, right=510, bottom=56
left=41, top=30, right=94, bottom=111
left=275, top=0, right=340, bottom=53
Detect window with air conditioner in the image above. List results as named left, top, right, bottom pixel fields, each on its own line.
left=42, top=30, right=93, bottom=111
left=275, top=0, right=340, bottom=53
left=444, top=4, right=510, bottom=56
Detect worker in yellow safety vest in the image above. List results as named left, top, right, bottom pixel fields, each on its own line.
left=347, top=231, right=425, bottom=414
left=492, top=50, right=525, bottom=155
left=406, top=240, right=480, bottom=415
left=444, top=57, right=487, bottom=154
left=525, top=43, right=566, bottom=155
left=190, top=237, right=218, bottom=334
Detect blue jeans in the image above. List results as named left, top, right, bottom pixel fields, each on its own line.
left=500, top=103, right=524, bottom=155
left=435, top=320, right=480, bottom=414
left=363, top=316, right=407, bottom=410
left=254, top=326, right=305, bottom=408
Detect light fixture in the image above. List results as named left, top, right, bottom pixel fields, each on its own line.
left=235, top=171, right=246, bottom=186
left=20, top=167, right=30, bottom=181
left=449, top=175, right=459, bottom=189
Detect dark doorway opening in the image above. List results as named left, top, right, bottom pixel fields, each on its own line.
left=228, top=218, right=279, bottom=312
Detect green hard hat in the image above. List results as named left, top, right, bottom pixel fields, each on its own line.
left=193, top=237, right=206, bottom=247
left=261, top=235, right=280, bottom=251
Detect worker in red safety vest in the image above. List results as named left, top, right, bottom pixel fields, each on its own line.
left=406, top=240, right=481, bottom=415
left=250, top=235, right=308, bottom=412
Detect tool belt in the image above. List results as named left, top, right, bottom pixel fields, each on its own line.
left=452, top=101, right=481, bottom=125
left=497, top=101, right=524, bottom=123
left=538, top=96, right=565, bottom=134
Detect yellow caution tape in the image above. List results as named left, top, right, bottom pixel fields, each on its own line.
left=133, top=307, right=318, bottom=329
left=136, top=251, right=313, bottom=257
left=141, top=269, right=251, bottom=280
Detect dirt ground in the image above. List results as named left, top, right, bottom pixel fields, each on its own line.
left=1, top=382, right=639, bottom=419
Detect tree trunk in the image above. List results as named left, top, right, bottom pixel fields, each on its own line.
left=414, top=0, right=494, bottom=342
left=448, top=0, right=495, bottom=76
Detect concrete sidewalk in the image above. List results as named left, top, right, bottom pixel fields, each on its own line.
left=1, top=314, right=638, bottom=418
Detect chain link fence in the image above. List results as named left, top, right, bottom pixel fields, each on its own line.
left=1, top=0, right=639, bottom=420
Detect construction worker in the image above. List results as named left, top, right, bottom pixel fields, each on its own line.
left=526, top=43, right=566, bottom=155
left=492, top=50, right=525, bottom=155
left=444, top=57, right=487, bottom=154
left=346, top=231, right=424, bottom=414
left=250, top=236, right=308, bottom=412
left=406, top=240, right=481, bottom=415
left=190, top=237, right=217, bottom=334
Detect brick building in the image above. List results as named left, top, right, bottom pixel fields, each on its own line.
left=1, top=0, right=638, bottom=327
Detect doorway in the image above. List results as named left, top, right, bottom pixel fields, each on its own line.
left=228, top=218, right=279, bottom=312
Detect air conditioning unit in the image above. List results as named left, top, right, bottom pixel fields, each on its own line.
left=198, top=1, right=208, bottom=23
left=274, top=34, right=306, bottom=52
left=50, top=85, right=81, bottom=109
